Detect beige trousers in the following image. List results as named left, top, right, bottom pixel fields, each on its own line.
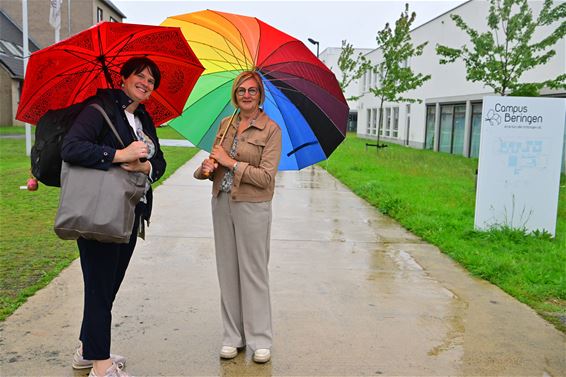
left=211, top=192, right=273, bottom=350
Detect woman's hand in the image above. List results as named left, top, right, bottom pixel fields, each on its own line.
left=201, top=158, right=218, bottom=175
left=210, top=145, right=235, bottom=168
left=113, top=141, right=148, bottom=163
left=120, top=159, right=151, bottom=175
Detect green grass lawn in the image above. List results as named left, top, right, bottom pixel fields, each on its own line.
left=0, top=129, right=197, bottom=320
left=322, top=134, right=565, bottom=332
left=156, top=124, right=186, bottom=140
left=0, top=126, right=26, bottom=135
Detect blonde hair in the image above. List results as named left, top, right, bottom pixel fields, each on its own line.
left=231, top=71, right=265, bottom=108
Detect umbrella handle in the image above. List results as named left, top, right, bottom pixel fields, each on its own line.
left=203, top=109, right=239, bottom=178
left=202, top=158, right=215, bottom=178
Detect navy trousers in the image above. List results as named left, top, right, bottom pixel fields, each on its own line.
left=78, top=214, right=140, bottom=360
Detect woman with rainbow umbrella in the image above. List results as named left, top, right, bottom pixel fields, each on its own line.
left=162, top=9, right=348, bottom=364
left=194, top=71, right=281, bottom=364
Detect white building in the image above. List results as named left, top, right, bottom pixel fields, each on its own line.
left=357, top=0, right=565, bottom=165
left=319, top=46, right=372, bottom=131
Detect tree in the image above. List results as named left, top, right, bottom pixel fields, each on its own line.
left=368, top=3, right=431, bottom=148
left=436, top=0, right=566, bottom=96
left=337, top=40, right=370, bottom=101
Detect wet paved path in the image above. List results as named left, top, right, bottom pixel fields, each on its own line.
left=1, top=151, right=565, bottom=376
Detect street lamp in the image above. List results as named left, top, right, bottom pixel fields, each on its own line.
left=308, top=37, right=319, bottom=58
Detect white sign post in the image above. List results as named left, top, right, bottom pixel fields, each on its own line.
left=475, top=96, right=566, bottom=236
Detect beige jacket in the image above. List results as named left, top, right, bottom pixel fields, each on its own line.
left=194, top=110, right=282, bottom=202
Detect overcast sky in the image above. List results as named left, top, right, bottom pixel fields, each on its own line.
left=113, top=0, right=465, bottom=54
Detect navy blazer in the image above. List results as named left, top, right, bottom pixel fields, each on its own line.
left=61, top=88, right=166, bottom=222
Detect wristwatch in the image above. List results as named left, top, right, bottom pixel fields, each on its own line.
left=232, top=161, right=239, bottom=172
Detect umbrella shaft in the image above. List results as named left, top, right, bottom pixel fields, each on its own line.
left=219, top=109, right=239, bottom=145
left=204, top=109, right=239, bottom=178
left=98, top=57, right=113, bottom=88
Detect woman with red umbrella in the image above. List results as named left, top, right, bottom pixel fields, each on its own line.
left=194, top=71, right=282, bottom=363
left=61, top=57, right=166, bottom=377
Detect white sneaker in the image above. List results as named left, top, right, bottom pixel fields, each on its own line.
left=220, top=345, right=238, bottom=359
left=88, top=362, right=131, bottom=377
left=72, top=347, right=126, bottom=369
left=253, top=348, right=271, bottom=363
left=220, top=346, right=238, bottom=359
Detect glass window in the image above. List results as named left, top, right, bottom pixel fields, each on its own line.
left=384, top=108, right=391, bottom=136
left=405, top=104, right=411, bottom=145
left=425, top=105, right=435, bottom=150
left=348, top=112, right=357, bottom=132
left=97, top=7, right=103, bottom=22
left=366, top=109, right=371, bottom=134
left=371, top=108, right=377, bottom=136
left=439, top=105, right=454, bottom=153
left=378, top=108, right=383, bottom=136
left=470, top=103, right=482, bottom=158
left=377, top=108, right=381, bottom=136
left=392, top=107, right=399, bottom=138
left=452, top=105, right=466, bottom=155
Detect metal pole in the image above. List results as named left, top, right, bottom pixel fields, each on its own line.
left=308, top=38, right=320, bottom=58
left=68, top=0, right=71, bottom=37
left=53, top=0, right=61, bottom=42
left=22, top=0, right=31, bottom=156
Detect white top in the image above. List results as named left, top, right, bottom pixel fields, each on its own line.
left=123, top=110, right=154, bottom=181
left=124, top=111, right=139, bottom=134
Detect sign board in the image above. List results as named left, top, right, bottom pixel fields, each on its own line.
left=475, top=96, right=566, bottom=236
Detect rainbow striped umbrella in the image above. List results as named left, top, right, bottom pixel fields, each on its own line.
left=161, top=10, right=348, bottom=170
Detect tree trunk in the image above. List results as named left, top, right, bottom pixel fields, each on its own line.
left=376, top=98, right=385, bottom=151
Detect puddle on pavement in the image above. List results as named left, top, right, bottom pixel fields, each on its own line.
left=276, top=167, right=343, bottom=191
left=366, top=246, right=467, bottom=361
left=219, top=352, right=273, bottom=376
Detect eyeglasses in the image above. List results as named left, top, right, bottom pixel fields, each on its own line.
left=236, top=87, right=259, bottom=97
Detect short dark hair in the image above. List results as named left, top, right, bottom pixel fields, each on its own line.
left=120, top=57, right=161, bottom=90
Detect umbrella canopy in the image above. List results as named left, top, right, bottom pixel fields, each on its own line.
left=161, top=10, right=348, bottom=170
left=16, top=21, right=205, bottom=126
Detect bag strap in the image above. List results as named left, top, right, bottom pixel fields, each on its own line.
left=89, top=103, right=126, bottom=148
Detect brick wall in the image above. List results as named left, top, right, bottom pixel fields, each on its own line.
left=0, top=69, right=13, bottom=125
left=1, top=0, right=124, bottom=49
